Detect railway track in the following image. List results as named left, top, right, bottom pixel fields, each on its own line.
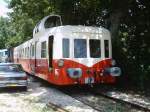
left=89, top=88, right=150, bottom=112
left=29, top=75, right=150, bottom=111
left=58, top=86, right=150, bottom=112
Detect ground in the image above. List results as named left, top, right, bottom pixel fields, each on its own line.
left=1, top=76, right=149, bottom=112
left=0, top=76, right=56, bottom=112
left=0, top=76, right=98, bottom=112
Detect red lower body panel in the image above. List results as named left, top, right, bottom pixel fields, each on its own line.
left=14, top=58, right=116, bottom=85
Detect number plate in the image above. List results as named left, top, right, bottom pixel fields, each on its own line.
left=85, top=77, right=94, bottom=84
left=7, top=84, right=17, bottom=87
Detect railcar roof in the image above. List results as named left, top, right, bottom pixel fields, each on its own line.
left=15, top=38, right=33, bottom=49
left=46, top=25, right=110, bottom=34
left=0, top=63, right=21, bottom=66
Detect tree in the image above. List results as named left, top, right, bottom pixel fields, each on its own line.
left=117, top=0, right=150, bottom=88
left=0, top=17, right=16, bottom=48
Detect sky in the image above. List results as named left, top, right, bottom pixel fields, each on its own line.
left=0, top=0, right=12, bottom=17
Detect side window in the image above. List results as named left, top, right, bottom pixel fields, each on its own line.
left=62, top=39, right=70, bottom=58
left=25, top=48, right=27, bottom=58
left=0, top=52, right=1, bottom=56
left=35, top=21, right=41, bottom=33
left=27, top=47, right=30, bottom=58
left=104, top=40, right=109, bottom=58
left=41, top=41, right=47, bottom=58
left=31, top=44, right=35, bottom=57
left=34, top=27, right=38, bottom=34
left=19, top=50, right=21, bottom=58
left=30, top=45, right=32, bottom=57
left=20, top=49, right=22, bottom=57
left=5, top=51, right=8, bottom=55
left=23, top=49, right=24, bottom=58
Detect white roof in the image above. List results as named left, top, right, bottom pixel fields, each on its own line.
left=45, top=25, right=109, bottom=33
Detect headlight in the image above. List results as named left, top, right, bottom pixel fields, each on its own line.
left=110, top=67, right=121, bottom=76
left=111, top=59, right=116, bottom=66
left=58, top=59, right=64, bottom=67
left=67, top=68, right=82, bottom=79
left=104, top=67, right=121, bottom=76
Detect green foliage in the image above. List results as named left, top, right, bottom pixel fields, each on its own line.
left=5, top=34, right=23, bottom=48
left=116, top=0, right=150, bottom=88
left=4, top=0, right=57, bottom=47
left=0, top=17, right=16, bottom=48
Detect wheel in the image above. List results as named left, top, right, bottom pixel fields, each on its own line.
left=20, top=86, right=27, bottom=91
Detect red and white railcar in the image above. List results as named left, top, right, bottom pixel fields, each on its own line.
left=14, top=15, right=121, bottom=85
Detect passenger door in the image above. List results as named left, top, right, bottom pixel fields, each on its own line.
left=48, top=36, right=54, bottom=71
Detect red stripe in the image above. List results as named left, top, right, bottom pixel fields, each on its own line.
left=14, top=58, right=115, bottom=85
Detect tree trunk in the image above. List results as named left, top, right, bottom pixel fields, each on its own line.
left=109, top=0, right=129, bottom=41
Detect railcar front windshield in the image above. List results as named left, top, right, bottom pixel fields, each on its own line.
left=74, top=39, right=87, bottom=58
left=89, top=39, right=101, bottom=58
left=63, top=38, right=108, bottom=59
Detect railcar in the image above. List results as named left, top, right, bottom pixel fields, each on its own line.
left=14, top=15, right=121, bottom=85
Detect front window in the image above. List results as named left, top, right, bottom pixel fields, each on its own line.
left=90, top=39, right=101, bottom=58
left=74, top=39, right=87, bottom=58
left=63, top=39, right=70, bottom=58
